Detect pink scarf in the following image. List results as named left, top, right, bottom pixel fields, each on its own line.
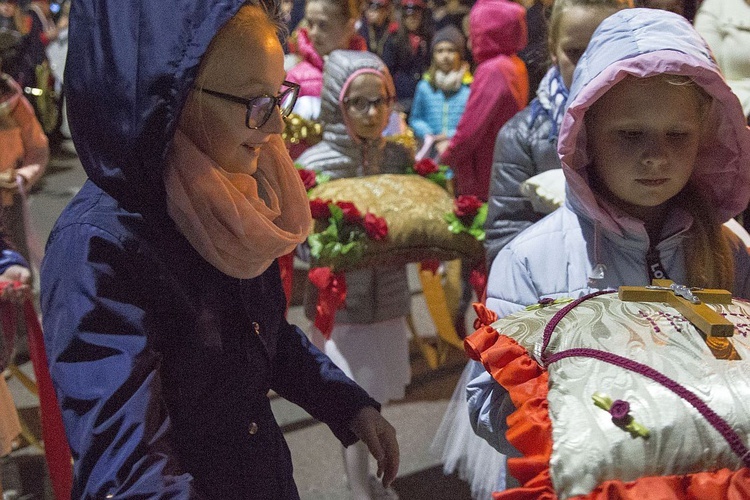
left=164, top=130, right=312, bottom=279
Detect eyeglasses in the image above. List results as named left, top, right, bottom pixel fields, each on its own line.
left=343, top=95, right=394, bottom=114
left=196, top=80, right=300, bottom=129
left=367, top=2, right=387, bottom=10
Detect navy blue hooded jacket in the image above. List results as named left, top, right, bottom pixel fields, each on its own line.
left=39, top=1, right=378, bottom=498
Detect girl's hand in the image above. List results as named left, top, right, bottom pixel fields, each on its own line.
left=349, top=406, right=400, bottom=488
left=0, top=265, right=32, bottom=305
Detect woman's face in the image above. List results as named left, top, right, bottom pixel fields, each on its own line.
left=305, top=0, right=355, bottom=57
left=178, top=7, right=286, bottom=174
left=343, top=73, right=391, bottom=140
left=552, top=6, right=617, bottom=89
left=433, top=41, right=461, bottom=73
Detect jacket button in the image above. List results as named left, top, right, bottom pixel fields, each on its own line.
left=252, top=322, right=261, bottom=335
left=248, top=422, right=259, bottom=435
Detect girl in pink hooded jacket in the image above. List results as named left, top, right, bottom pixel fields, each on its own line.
left=439, top=0, right=529, bottom=201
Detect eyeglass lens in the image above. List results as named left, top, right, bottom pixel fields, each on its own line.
left=347, top=96, right=390, bottom=113
left=246, top=85, right=298, bottom=128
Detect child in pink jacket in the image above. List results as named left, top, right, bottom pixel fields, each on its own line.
left=439, top=0, right=528, bottom=201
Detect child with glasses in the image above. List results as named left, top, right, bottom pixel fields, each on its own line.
left=296, top=50, right=412, bottom=500
left=40, top=2, right=401, bottom=497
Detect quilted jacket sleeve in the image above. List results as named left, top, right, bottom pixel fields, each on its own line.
left=467, top=245, right=537, bottom=453
left=408, top=81, right=434, bottom=140
left=484, top=108, right=541, bottom=265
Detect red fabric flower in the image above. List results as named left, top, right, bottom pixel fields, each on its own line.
left=336, top=201, right=362, bottom=223
left=414, top=158, right=439, bottom=176
left=363, top=213, right=388, bottom=241
left=308, top=267, right=347, bottom=338
left=298, top=169, right=317, bottom=190
left=309, top=198, right=331, bottom=219
left=454, top=195, right=484, bottom=218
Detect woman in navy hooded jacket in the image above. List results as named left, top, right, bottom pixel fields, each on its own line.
left=39, top=1, right=399, bottom=498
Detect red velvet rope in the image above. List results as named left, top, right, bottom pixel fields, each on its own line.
left=1, top=281, right=72, bottom=499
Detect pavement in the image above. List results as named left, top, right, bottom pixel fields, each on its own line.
left=1, top=146, right=479, bottom=499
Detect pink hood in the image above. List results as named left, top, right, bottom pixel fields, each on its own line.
left=468, top=0, right=527, bottom=66
left=558, top=9, right=750, bottom=236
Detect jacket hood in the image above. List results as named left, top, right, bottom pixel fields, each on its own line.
left=65, top=0, right=249, bottom=216
left=295, top=29, right=325, bottom=71
left=558, top=8, right=750, bottom=236
left=468, top=0, right=527, bottom=66
left=318, top=50, right=396, bottom=147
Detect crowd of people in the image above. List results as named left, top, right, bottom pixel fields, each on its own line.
left=1, top=0, right=749, bottom=499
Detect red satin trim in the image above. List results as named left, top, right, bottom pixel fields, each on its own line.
left=1, top=282, right=72, bottom=500
left=278, top=252, right=294, bottom=312
left=469, top=264, right=487, bottom=302
left=308, top=267, right=347, bottom=339
left=471, top=302, right=498, bottom=330
left=464, top=320, right=750, bottom=499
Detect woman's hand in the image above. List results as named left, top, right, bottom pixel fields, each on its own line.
left=0, top=265, right=32, bottom=305
left=349, top=406, right=400, bottom=488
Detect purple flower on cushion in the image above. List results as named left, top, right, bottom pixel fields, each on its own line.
left=609, top=399, right=631, bottom=425
left=538, top=297, right=555, bottom=306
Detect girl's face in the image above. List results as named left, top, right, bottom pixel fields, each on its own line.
left=305, top=1, right=355, bottom=57
left=433, top=41, right=461, bottom=73
left=587, top=76, right=703, bottom=220
left=402, top=8, right=423, bottom=32
left=365, top=1, right=390, bottom=27
left=178, top=7, right=286, bottom=174
left=343, top=73, right=391, bottom=140
left=552, top=6, right=617, bottom=89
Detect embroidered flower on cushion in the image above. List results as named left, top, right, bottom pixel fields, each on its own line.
left=414, top=158, right=440, bottom=176
left=444, top=195, right=488, bottom=241
left=309, top=198, right=332, bottom=219
left=337, top=201, right=363, bottom=223
left=592, top=392, right=650, bottom=439
left=298, top=168, right=317, bottom=190
left=295, top=164, right=330, bottom=192
left=609, top=399, right=631, bottom=426
left=407, top=158, right=452, bottom=189
left=363, top=212, right=388, bottom=241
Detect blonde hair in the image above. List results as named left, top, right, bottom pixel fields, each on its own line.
left=547, top=0, right=632, bottom=56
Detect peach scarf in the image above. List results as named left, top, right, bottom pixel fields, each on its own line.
left=164, top=130, right=311, bottom=279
